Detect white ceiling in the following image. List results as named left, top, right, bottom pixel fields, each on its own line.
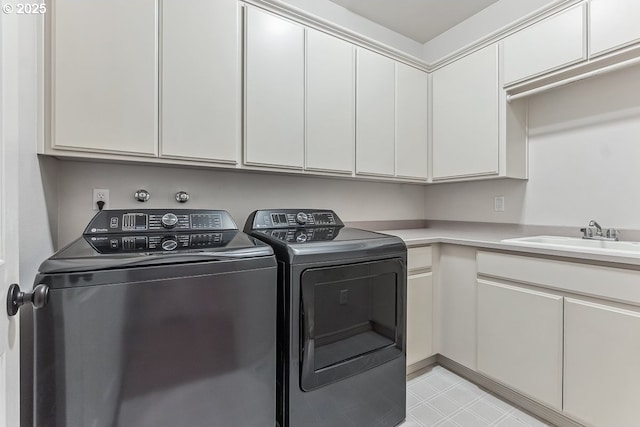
left=328, top=0, right=500, bottom=44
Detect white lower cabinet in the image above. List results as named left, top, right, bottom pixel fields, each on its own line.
left=477, top=280, right=563, bottom=410
left=564, top=298, right=640, bottom=427
left=407, top=273, right=433, bottom=367
left=438, top=245, right=477, bottom=370
left=406, top=246, right=434, bottom=370
left=477, top=250, right=640, bottom=425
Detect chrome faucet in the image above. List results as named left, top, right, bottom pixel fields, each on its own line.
left=581, top=220, right=619, bottom=241
left=588, top=220, right=603, bottom=236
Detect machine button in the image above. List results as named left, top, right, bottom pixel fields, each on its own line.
left=161, top=213, right=179, bottom=229
left=296, top=212, right=308, bottom=225
left=161, top=238, right=178, bottom=251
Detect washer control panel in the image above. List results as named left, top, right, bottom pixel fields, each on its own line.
left=84, top=209, right=237, bottom=235
left=86, top=232, right=228, bottom=254
left=249, top=209, right=343, bottom=229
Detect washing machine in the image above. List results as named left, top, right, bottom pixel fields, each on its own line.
left=245, top=209, right=407, bottom=427
left=13, top=209, right=277, bottom=427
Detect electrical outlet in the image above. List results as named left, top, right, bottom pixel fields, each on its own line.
left=494, top=196, right=505, bottom=212
left=93, top=189, right=110, bottom=210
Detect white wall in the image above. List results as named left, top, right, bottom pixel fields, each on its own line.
left=18, top=16, right=58, bottom=285
left=274, top=0, right=424, bottom=58
left=422, top=0, right=559, bottom=64
left=56, top=161, right=426, bottom=247
left=4, top=13, right=57, bottom=287
left=424, top=64, right=640, bottom=229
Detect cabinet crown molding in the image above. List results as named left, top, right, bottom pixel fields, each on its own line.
left=246, top=0, right=581, bottom=71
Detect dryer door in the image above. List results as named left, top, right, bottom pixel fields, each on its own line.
left=299, top=258, right=405, bottom=391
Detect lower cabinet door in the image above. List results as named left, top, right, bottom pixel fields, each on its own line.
left=477, top=280, right=563, bottom=410
left=406, top=272, right=433, bottom=366
left=564, top=298, right=640, bottom=427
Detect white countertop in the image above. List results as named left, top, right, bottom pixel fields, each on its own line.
left=378, top=223, right=640, bottom=267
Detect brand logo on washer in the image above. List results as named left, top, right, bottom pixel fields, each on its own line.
left=91, top=228, right=108, bottom=233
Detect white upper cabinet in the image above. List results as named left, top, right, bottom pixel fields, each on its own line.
left=244, top=7, right=304, bottom=169
left=432, top=45, right=499, bottom=180
left=52, top=0, right=157, bottom=155
left=161, top=0, right=239, bottom=163
left=503, top=4, right=587, bottom=85
left=356, top=48, right=396, bottom=177
left=395, top=64, right=428, bottom=180
left=589, top=0, right=640, bottom=57
left=305, top=29, right=355, bottom=174
left=406, top=246, right=434, bottom=368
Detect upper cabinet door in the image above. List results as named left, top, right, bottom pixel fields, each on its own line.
left=306, top=30, right=355, bottom=174
left=395, top=64, right=428, bottom=180
left=52, top=0, right=157, bottom=155
left=244, top=8, right=304, bottom=169
left=161, top=0, right=240, bottom=164
left=356, top=49, right=395, bottom=177
left=432, top=45, right=499, bottom=180
left=590, top=0, right=640, bottom=57
left=503, top=4, right=587, bottom=85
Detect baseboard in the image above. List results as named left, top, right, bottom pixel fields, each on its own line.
left=436, top=355, right=585, bottom=427
left=406, top=355, right=438, bottom=377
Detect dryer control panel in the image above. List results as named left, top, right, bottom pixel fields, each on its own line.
left=248, top=209, right=344, bottom=229
left=83, top=209, right=238, bottom=234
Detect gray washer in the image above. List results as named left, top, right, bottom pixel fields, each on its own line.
left=21, top=209, right=277, bottom=427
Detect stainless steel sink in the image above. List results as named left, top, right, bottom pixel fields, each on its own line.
left=502, top=235, right=640, bottom=255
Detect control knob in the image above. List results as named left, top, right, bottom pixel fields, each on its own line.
left=296, top=212, right=308, bottom=225
left=161, top=213, right=179, bottom=229
left=161, top=236, right=178, bottom=251
left=295, top=231, right=308, bottom=243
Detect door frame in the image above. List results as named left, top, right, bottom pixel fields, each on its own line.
left=1, top=7, right=23, bottom=427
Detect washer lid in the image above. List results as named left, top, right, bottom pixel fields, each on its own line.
left=39, top=230, right=274, bottom=274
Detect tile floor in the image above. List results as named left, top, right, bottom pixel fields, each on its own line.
left=402, top=365, right=555, bottom=427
